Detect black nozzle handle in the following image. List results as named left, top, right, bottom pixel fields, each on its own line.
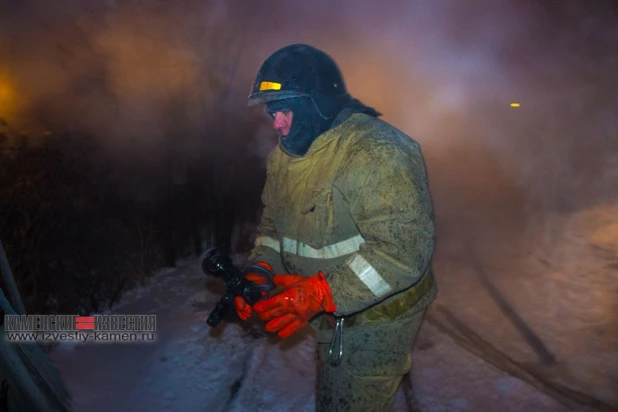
left=206, top=293, right=233, bottom=328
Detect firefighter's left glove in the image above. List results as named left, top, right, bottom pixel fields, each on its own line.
left=253, top=272, right=336, bottom=338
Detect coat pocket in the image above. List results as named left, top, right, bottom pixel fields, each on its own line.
left=298, top=188, right=334, bottom=249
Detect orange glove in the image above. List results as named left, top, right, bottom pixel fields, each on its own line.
left=253, top=272, right=336, bottom=338
left=233, top=262, right=305, bottom=320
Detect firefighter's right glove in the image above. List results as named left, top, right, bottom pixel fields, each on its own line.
left=233, top=262, right=305, bottom=320
left=253, top=272, right=336, bottom=338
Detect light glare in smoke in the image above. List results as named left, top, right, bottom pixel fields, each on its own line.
left=1, top=0, right=616, bottom=213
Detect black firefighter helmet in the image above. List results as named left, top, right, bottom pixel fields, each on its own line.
left=248, top=44, right=350, bottom=120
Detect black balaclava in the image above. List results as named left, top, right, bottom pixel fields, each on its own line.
left=265, top=95, right=381, bottom=157
left=265, top=96, right=340, bottom=157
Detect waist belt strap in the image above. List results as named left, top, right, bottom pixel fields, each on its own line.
left=323, top=267, right=435, bottom=328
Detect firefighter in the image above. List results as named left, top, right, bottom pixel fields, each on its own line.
left=235, top=44, right=437, bottom=411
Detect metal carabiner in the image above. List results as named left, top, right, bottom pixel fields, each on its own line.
left=328, top=317, right=344, bottom=367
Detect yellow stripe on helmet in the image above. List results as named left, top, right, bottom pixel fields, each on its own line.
left=259, top=81, right=282, bottom=91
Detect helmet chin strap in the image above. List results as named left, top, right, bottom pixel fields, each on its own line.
left=310, top=92, right=351, bottom=120
left=311, top=96, right=330, bottom=120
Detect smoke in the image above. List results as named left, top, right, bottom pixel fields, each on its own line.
left=2, top=0, right=617, bottom=233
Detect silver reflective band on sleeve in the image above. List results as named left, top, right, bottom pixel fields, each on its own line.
left=281, top=234, right=365, bottom=259
left=262, top=234, right=367, bottom=260
left=346, top=254, right=392, bottom=297
left=297, top=234, right=365, bottom=259
left=254, top=236, right=280, bottom=252
left=283, top=238, right=298, bottom=254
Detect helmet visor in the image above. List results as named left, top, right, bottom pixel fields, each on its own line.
left=247, top=90, right=309, bottom=107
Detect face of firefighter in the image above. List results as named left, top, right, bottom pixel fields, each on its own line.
left=271, top=111, right=293, bottom=137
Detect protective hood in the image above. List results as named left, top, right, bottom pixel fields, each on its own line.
left=265, top=96, right=336, bottom=157
left=266, top=96, right=381, bottom=157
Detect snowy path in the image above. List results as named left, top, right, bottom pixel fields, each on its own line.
left=50, top=206, right=617, bottom=411
left=50, top=259, right=319, bottom=412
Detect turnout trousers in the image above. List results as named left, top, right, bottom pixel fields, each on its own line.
left=315, top=309, right=426, bottom=412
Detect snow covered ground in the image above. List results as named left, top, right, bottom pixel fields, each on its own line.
left=49, top=204, right=618, bottom=412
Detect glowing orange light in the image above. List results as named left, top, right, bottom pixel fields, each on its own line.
left=0, top=83, right=10, bottom=102
left=510, top=102, right=520, bottom=107
left=0, top=79, right=15, bottom=118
